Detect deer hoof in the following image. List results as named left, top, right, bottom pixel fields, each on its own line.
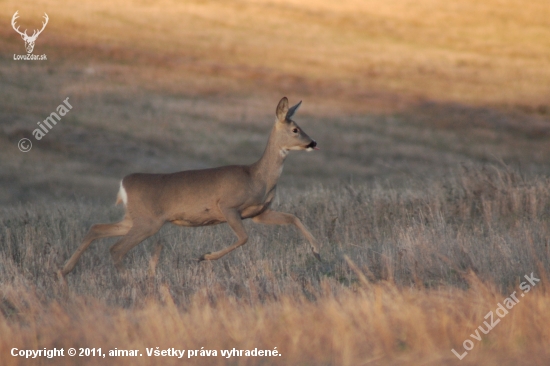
left=198, top=252, right=212, bottom=262
left=313, top=252, right=322, bottom=262
left=56, top=269, right=66, bottom=282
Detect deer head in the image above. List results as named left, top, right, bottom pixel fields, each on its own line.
left=11, top=11, right=49, bottom=54
left=274, top=97, right=318, bottom=153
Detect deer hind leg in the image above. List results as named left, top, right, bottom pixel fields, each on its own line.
left=252, top=209, right=321, bottom=261
left=199, top=208, right=248, bottom=261
left=60, top=216, right=133, bottom=277
left=109, top=220, right=164, bottom=270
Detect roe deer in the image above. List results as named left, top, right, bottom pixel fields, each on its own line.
left=59, top=97, right=320, bottom=277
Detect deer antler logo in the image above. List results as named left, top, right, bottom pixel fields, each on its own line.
left=11, top=11, right=49, bottom=54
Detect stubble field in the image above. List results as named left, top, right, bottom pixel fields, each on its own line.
left=1, top=0, right=550, bottom=365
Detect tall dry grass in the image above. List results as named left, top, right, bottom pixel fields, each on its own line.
left=1, top=166, right=549, bottom=364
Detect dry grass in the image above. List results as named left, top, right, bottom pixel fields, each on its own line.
left=1, top=0, right=550, bottom=110
left=1, top=167, right=550, bottom=365
left=2, top=0, right=550, bottom=203
left=2, top=0, right=550, bottom=364
left=1, top=278, right=549, bottom=365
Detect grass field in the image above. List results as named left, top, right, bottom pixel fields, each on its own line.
left=2, top=168, right=550, bottom=365
left=1, top=0, right=550, bottom=365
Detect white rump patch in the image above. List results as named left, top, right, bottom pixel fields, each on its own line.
left=118, top=180, right=128, bottom=206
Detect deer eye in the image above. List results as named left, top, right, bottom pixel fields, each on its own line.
left=292, top=128, right=298, bottom=133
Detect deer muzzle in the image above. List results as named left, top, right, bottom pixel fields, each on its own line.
left=306, top=140, right=319, bottom=151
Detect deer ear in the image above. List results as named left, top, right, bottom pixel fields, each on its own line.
left=286, top=100, right=302, bottom=120
left=276, top=97, right=289, bottom=122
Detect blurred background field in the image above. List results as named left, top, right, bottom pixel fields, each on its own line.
left=1, top=0, right=550, bottom=365
left=1, top=0, right=550, bottom=204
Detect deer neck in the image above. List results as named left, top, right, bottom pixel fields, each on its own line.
left=251, top=126, right=287, bottom=190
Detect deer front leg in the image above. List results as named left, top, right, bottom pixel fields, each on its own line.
left=252, top=209, right=321, bottom=261
left=199, top=208, right=248, bottom=261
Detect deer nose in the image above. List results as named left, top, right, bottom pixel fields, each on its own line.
left=306, top=140, right=318, bottom=150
